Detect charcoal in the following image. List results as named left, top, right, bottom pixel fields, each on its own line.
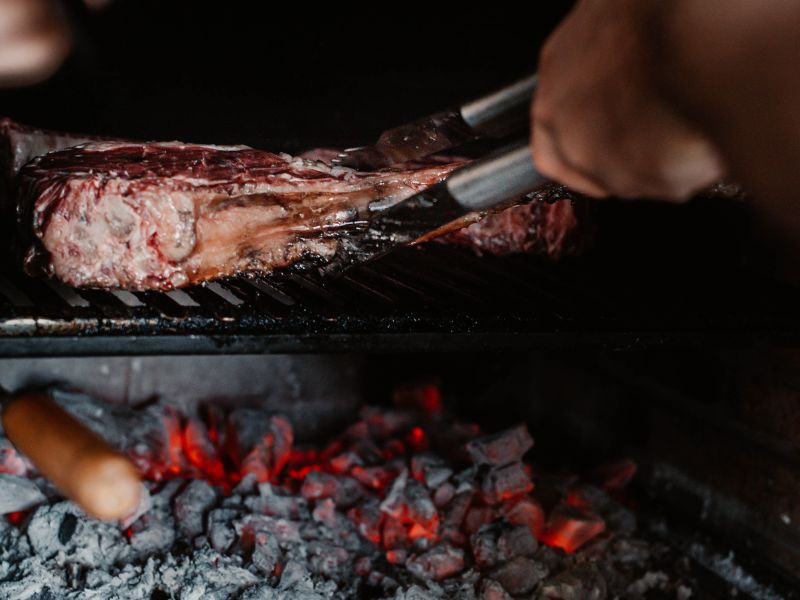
left=387, top=549, right=409, bottom=564
left=234, top=472, right=259, bottom=496
left=497, top=524, right=538, bottom=561
left=466, top=425, right=533, bottom=467
left=301, top=471, right=363, bottom=508
left=393, top=584, right=441, bottom=600
left=248, top=482, right=305, bottom=519
left=453, top=467, right=478, bottom=493
left=471, top=521, right=538, bottom=571
left=0, top=439, right=31, bottom=477
left=540, top=563, right=608, bottom=600
left=329, top=451, right=362, bottom=473
left=411, top=454, right=453, bottom=489
left=471, top=524, right=502, bottom=569
left=241, top=416, right=294, bottom=483
left=360, top=407, right=415, bottom=438
left=354, top=556, right=373, bottom=576
left=151, top=478, right=186, bottom=509
left=433, top=483, right=455, bottom=508
left=440, top=490, right=474, bottom=545
left=464, top=504, right=496, bottom=535
left=626, top=571, right=670, bottom=596
left=440, top=573, right=481, bottom=600
left=227, top=408, right=273, bottom=459
left=381, top=471, right=438, bottom=535
left=208, top=508, right=239, bottom=552
left=307, top=541, right=350, bottom=578
left=184, top=416, right=225, bottom=481
left=279, top=560, right=315, bottom=592
left=533, top=544, right=566, bottom=573
left=501, top=496, right=545, bottom=538
left=0, top=474, right=45, bottom=514
left=332, top=476, right=364, bottom=508
left=311, top=497, right=334, bottom=524
left=129, top=511, right=176, bottom=557
left=0, top=397, right=695, bottom=599
left=223, top=494, right=246, bottom=509
left=236, top=514, right=302, bottom=546
left=238, top=583, right=280, bottom=599
left=480, top=462, right=533, bottom=505
left=174, top=479, right=217, bottom=539
left=27, top=502, right=130, bottom=568
left=542, top=505, right=606, bottom=554
left=239, top=582, right=328, bottom=600
left=381, top=468, right=410, bottom=515
left=57, top=512, right=77, bottom=544
left=164, top=548, right=260, bottom=599
left=347, top=498, right=383, bottom=545
left=405, top=481, right=438, bottom=533
left=442, top=490, right=473, bottom=530
left=351, top=465, right=394, bottom=491
left=251, top=530, right=282, bottom=575
left=350, top=438, right=383, bottom=464
left=491, top=556, right=548, bottom=596
left=0, top=556, right=66, bottom=599
left=406, top=544, right=465, bottom=581
left=480, top=578, right=512, bottom=600
left=568, top=484, right=637, bottom=537
left=382, top=515, right=411, bottom=550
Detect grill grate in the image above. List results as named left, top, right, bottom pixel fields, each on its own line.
left=2, top=241, right=800, bottom=356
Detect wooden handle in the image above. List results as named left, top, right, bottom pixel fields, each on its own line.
left=2, top=391, right=141, bottom=520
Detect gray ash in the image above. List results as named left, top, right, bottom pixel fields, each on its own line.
left=0, top=387, right=697, bottom=599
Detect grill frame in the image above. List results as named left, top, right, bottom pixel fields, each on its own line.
left=2, top=237, right=800, bottom=356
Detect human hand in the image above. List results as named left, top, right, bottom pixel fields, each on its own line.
left=531, top=0, right=724, bottom=201
left=0, top=0, right=71, bottom=86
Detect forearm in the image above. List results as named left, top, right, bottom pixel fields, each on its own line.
left=656, top=0, right=800, bottom=214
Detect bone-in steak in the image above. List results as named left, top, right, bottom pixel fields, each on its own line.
left=9, top=123, right=585, bottom=290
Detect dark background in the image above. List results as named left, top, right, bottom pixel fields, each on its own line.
left=0, top=1, right=573, bottom=151
left=0, top=0, right=785, bottom=321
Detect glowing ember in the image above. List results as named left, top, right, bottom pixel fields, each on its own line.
left=593, top=458, right=638, bottom=492
left=393, top=382, right=444, bottom=416
left=0, top=385, right=658, bottom=599
left=540, top=505, right=607, bottom=553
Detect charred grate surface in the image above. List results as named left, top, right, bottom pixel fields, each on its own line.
left=1, top=242, right=800, bottom=356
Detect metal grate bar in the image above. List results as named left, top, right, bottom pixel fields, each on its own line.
left=246, top=277, right=296, bottom=307
left=165, top=289, right=200, bottom=308
left=76, top=288, right=143, bottom=318
left=2, top=241, right=799, bottom=353
left=2, top=271, right=79, bottom=317
left=220, top=278, right=290, bottom=317
left=339, top=273, right=397, bottom=307
left=204, top=282, right=244, bottom=306
left=0, top=274, right=32, bottom=307
left=111, top=290, right=146, bottom=308
left=44, top=281, right=91, bottom=308
left=380, top=254, right=489, bottom=308
left=182, top=285, right=240, bottom=319
left=286, top=274, right=347, bottom=308
left=133, top=291, right=191, bottom=318
left=356, top=265, right=441, bottom=307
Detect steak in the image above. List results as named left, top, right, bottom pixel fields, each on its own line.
left=7, top=121, right=585, bottom=290
left=0, top=118, right=103, bottom=184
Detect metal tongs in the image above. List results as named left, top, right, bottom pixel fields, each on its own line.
left=324, top=74, right=544, bottom=275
